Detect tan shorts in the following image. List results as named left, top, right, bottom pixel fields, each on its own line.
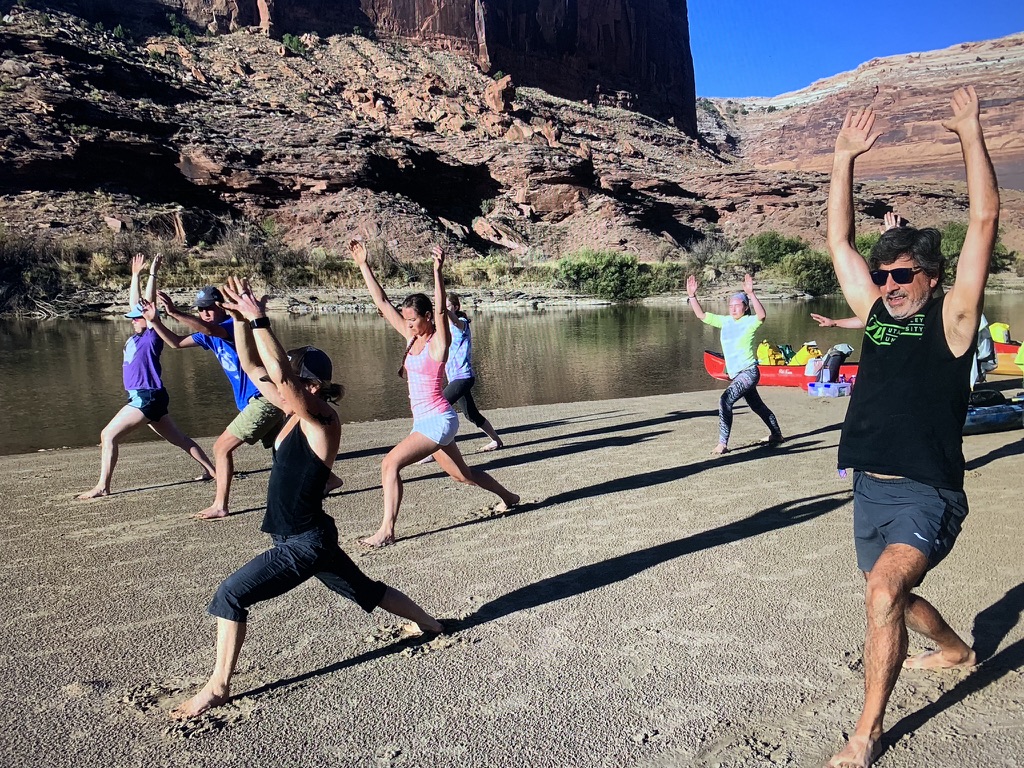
left=227, top=396, right=284, bottom=446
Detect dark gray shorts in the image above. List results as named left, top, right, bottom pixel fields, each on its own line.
left=853, top=471, right=968, bottom=573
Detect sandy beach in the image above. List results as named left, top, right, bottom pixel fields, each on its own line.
left=2, top=388, right=1023, bottom=768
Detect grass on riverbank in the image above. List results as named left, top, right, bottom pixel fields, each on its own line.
left=2, top=222, right=1019, bottom=316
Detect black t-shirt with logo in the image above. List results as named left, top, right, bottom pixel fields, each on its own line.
left=839, top=295, right=975, bottom=491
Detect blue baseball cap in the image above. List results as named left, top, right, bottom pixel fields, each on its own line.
left=195, top=286, right=224, bottom=308
left=124, top=304, right=145, bottom=319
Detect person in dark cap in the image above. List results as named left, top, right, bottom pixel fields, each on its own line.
left=171, top=277, right=442, bottom=720
left=78, top=254, right=215, bottom=499
left=150, top=286, right=342, bottom=519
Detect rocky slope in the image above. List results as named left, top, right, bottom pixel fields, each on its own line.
left=1, top=6, right=1022, bottom=265
left=708, top=34, right=1024, bottom=195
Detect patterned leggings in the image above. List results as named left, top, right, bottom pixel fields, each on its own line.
left=719, top=365, right=782, bottom=447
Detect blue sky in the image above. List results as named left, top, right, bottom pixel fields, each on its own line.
left=688, top=0, right=1024, bottom=98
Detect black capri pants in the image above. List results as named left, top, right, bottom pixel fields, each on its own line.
left=208, top=518, right=387, bottom=622
left=443, top=376, right=487, bottom=429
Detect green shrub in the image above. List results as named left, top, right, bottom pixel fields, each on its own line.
left=646, top=262, right=687, bottom=294
left=555, top=249, right=651, bottom=301
left=855, top=231, right=880, bottom=257
left=282, top=33, right=307, bottom=56
left=167, top=14, right=196, bottom=45
left=685, top=232, right=732, bottom=271
left=779, top=249, right=839, bottom=296
left=741, top=231, right=807, bottom=268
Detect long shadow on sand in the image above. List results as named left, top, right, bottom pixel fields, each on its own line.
left=882, top=581, right=1024, bottom=750
left=457, top=491, right=850, bottom=630
left=333, top=410, right=629, bottom=464
left=965, top=437, right=1024, bottom=471
left=391, top=422, right=843, bottom=542
left=239, top=491, right=850, bottom=704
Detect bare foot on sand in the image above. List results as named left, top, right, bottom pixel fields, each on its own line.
left=828, top=734, right=879, bottom=768
left=416, top=455, right=436, bottom=465
left=493, top=494, right=520, bottom=513
left=903, top=647, right=976, bottom=670
left=196, top=506, right=229, bottom=520
left=401, top=619, right=445, bottom=637
left=194, top=472, right=214, bottom=482
left=360, top=531, right=396, bottom=548
left=710, top=443, right=729, bottom=456
left=171, top=682, right=229, bottom=720
left=479, top=440, right=502, bottom=452
left=77, top=487, right=109, bottom=500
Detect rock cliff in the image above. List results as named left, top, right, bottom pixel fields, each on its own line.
left=149, top=0, right=697, bottom=134
left=1, top=6, right=1022, bottom=263
left=710, top=34, right=1024, bottom=194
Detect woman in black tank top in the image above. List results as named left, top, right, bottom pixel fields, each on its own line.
left=172, top=278, right=443, bottom=721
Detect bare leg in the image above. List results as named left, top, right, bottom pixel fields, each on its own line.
left=830, top=544, right=928, bottom=767
left=78, top=406, right=148, bottom=499
left=148, top=416, right=216, bottom=480
left=378, top=587, right=443, bottom=634
left=197, top=431, right=245, bottom=519
left=171, top=619, right=246, bottom=719
left=477, top=417, right=503, bottom=451
left=361, top=432, right=438, bottom=547
left=902, top=593, right=975, bottom=669
left=433, top=441, right=519, bottom=510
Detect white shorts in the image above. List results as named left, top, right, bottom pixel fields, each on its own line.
left=412, top=409, right=459, bottom=446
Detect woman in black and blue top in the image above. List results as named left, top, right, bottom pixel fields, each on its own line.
left=172, top=277, right=443, bottom=720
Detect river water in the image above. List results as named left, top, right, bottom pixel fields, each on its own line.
left=2, top=294, right=1022, bottom=455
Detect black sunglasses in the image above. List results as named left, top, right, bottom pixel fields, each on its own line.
left=870, top=267, right=922, bottom=286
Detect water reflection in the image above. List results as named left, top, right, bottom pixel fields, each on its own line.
left=2, top=294, right=1022, bottom=455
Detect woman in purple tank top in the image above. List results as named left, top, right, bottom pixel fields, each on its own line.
left=351, top=239, right=520, bottom=548
left=77, top=254, right=215, bottom=499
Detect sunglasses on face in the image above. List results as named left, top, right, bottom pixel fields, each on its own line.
left=870, top=267, right=922, bottom=286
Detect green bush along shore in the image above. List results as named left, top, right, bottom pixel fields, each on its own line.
left=1, top=221, right=1017, bottom=316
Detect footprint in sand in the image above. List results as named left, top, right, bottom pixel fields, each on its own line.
left=121, top=679, right=255, bottom=738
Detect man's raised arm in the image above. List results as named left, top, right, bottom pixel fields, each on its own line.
left=942, top=86, right=999, bottom=356
left=826, top=107, right=883, bottom=321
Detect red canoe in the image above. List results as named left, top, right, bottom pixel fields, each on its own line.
left=703, top=350, right=859, bottom=388
left=994, top=341, right=1022, bottom=376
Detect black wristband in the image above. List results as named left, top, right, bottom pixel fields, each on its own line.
left=250, top=317, right=271, bottom=329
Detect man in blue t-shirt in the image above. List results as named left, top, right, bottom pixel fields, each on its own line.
left=151, top=286, right=286, bottom=519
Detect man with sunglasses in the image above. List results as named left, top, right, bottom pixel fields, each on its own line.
left=825, top=86, right=998, bottom=768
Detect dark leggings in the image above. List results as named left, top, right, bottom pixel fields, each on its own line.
left=719, top=365, right=782, bottom=446
left=443, top=376, right=487, bottom=429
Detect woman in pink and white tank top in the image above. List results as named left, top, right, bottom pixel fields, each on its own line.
left=351, top=240, right=520, bottom=548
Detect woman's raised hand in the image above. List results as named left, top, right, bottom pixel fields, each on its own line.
left=140, top=298, right=158, bottom=322
left=686, top=274, right=697, bottom=298
left=221, top=276, right=268, bottom=322
left=130, top=253, right=146, bottom=276
left=743, top=273, right=754, bottom=295
left=349, top=238, right=368, bottom=266
left=432, top=245, right=445, bottom=270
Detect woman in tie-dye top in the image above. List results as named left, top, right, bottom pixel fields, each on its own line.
left=685, top=272, right=783, bottom=456
left=351, top=240, right=520, bottom=548
left=77, top=254, right=215, bottom=499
